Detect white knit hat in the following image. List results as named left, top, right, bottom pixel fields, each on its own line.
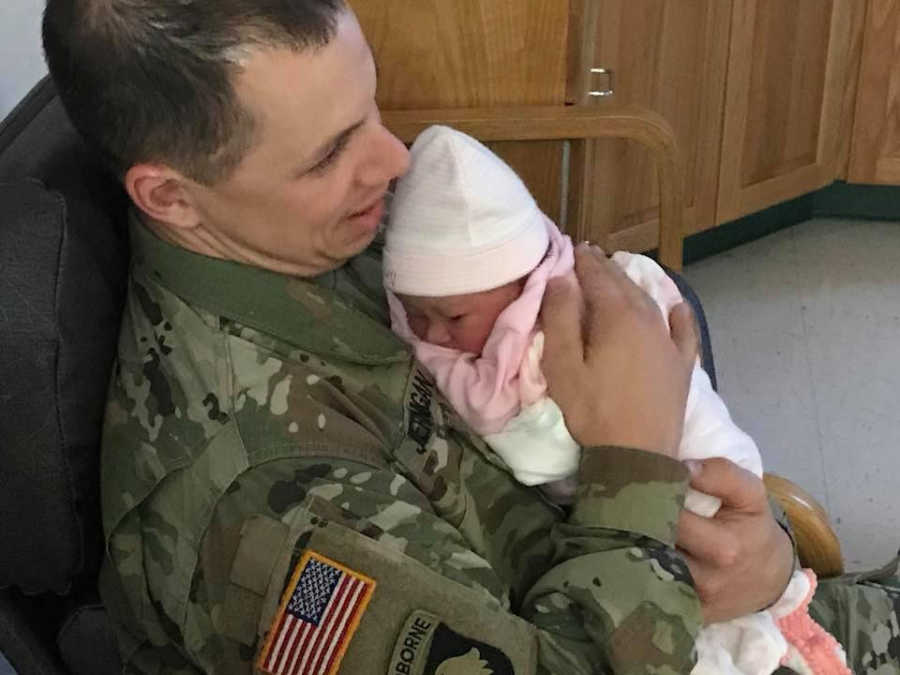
left=384, top=125, right=549, bottom=296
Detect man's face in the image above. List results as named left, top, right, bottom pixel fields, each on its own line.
left=399, top=280, right=526, bottom=355
left=187, top=10, right=410, bottom=276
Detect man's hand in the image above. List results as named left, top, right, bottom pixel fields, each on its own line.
left=677, top=457, right=795, bottom=624
left=540, top=244, right=697, bottom=455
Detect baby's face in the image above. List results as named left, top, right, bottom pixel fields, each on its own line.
left=398, top=279, right=525, bottom=354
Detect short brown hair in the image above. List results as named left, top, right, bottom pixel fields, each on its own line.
left=43, top=0, right=345, bottom=183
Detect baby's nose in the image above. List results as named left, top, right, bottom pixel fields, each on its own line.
left=425, top=320, right=451, bottom=346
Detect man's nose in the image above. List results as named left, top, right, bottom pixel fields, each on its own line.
left=358, top=125, right=410, bottom=186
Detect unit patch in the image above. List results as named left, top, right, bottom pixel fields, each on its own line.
left=257, top=550, right=375, bottom=675
left=389, top=610, right=514, bottom=675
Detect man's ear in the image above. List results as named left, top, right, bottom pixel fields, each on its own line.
left=124, top=163, right=202, bottom=230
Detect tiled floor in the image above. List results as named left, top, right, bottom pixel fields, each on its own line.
left=684, top=218, right=900, bottom=570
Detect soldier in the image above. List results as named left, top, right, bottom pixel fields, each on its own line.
left=41, top=0, right=900, bottom=673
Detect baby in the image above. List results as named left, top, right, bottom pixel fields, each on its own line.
left=383, top=125, right=849, bottom=675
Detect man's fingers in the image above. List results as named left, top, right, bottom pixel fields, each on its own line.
left=574, top=245, right=663, bottom=333
left=686, top=458, right=767, bottom=511
left=572, top=244, right=629, bottom=304
left=677, top=508, right=735, bottom=566
left=669, top=302, right=699, bottom=365
left=575, top=244, right=638, bottom=303
left=540, top=269, right=585, bottom=368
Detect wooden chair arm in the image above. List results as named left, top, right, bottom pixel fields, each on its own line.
left=382, top=104, right=685, bottom=270
left=764, top=473, right=844, bottom=578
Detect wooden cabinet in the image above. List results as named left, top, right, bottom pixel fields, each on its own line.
left=559, top=0, right=862, bottom=248
left=716, top=0, right=860, bottom=222
left=354, top=0, right=876, bottom=262
left=569, top=0, right=732, bottom=251
left=572, top=0, right=865, bottom=235
left=848, top=1, right=900, bottom=185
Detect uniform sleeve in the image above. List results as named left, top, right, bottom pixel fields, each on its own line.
left=171, top=456, right=536, bottom=674
left=165, top=447, right=700, bottom=675
left=523, top=446, right=703, bottom=674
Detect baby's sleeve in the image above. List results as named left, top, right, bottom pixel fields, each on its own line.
left=482, top=331, right=581, bottom=486
left=483, top=395, right=581, bottom=486
left=680, top=364, right=762, bottom=517
left=681, top=363, right=763, bottom=477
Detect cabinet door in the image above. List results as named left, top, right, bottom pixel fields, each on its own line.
left=848, top=1, right=900, bottom=185
left=352, top=0, right=570, bottom=220
left=570, top=0, right=732, bottom=251
left=716, top=0, right=857, bottom=223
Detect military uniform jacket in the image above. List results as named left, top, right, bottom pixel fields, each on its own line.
left=101, top=219, right=707, bottom=675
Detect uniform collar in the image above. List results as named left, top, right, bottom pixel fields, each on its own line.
left=129, top=212, right=409, bottom=365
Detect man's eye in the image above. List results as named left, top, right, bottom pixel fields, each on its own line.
left=309, top=134, right=350, bottom=175
left=450, top=314, right=465, bottom=322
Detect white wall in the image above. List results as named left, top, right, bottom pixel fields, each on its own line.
left=1, top=0, right=48, bottom=119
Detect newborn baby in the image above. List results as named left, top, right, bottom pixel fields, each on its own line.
left=383, top=125, right=849, bottom=675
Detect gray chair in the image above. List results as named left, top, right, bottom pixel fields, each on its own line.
left=0, top=76, right=126, bottom=675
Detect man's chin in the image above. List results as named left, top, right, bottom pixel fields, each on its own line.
left=314, top=234, right=377, bottom=273
left=344, top=228, right=379, bottom=256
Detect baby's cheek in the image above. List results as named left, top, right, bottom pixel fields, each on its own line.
left=457, top=324, right=491, bottom=355
left=407, top=316, right=428, bottom=341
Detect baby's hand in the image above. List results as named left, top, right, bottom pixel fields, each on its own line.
left=540, top=244, right=697, bottom=456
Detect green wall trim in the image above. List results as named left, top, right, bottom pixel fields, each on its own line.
left=681, top=181, right=900, bottom=265
left=812, top=181, right=900, bottom=220
left=682, top=193, right=814, bottom=265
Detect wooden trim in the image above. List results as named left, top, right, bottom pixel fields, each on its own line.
left=847, top=0, right=900, bottom=185
left=817, top=0, right=857, bottom=183
left=565, top=0, right=603, bottom=106
left=566, top=139, right=599, bottom=243
left=847, top=0, right=882, bottom=184
left=764, top=473, right=844, bottom=578
left=691, top=0, right=735, bottom=234
left=608, top=222, right=658, bottom=256
left=716, top=0, right=754, bottom=223
left=382, top=104, right=685, bottom=270
left=733, top=164, right=826, bottom=215
left=835, top=1, right=869, bottom=181
left=873, top=157, right=900, bottom=183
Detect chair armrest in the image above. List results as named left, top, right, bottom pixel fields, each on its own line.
left=764, top=473, right=844, bottom=578
left=382, top=103, right=685, bottom=270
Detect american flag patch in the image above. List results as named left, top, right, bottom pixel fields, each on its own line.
left=257, top=550, right=376, bottom=675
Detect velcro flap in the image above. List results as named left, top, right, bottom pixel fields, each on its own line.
left=224, top=515, right=290, bottom=645
left=231, top=515, right=290, bottom=594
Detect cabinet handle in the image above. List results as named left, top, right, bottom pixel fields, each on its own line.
left=587, top=67, right=614, bottom=99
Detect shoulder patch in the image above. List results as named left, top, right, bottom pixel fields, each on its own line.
left=388, top=610, right=514, bottom=675
left=257, top=550, right=376, bottom=675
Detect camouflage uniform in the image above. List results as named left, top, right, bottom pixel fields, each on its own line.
left=100, top=218, right=900, bottom=674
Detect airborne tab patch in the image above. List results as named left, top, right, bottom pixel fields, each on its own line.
left=388, top=610, right=514, bottom=675
left=257, top=550, right=375, bottom=675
